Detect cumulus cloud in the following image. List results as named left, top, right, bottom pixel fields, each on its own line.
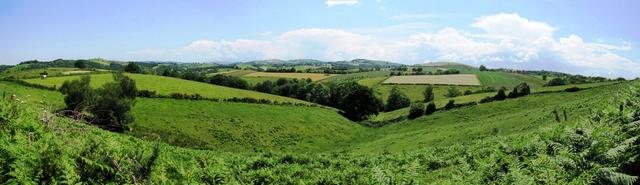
left=129, top=13, right=638, bottom=78
left=325, top=0, right=358, bottom=7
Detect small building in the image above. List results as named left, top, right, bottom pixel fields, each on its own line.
left=40, top=74, right=47, bottom=79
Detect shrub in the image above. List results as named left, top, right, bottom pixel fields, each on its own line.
left=408, top=103, right=425, bottom=119
left=386, top=86, right=411, bottom=111
left=564, top=87, right=581, bottom=92
left=445, top=86, right=461, bottom=98
left=137, top=90, right=157, bottom=98
left=425, top=102, right=436, bottom=115
left=423, top=85, right=434, bottom=102
left=493, top=87, right=507, bottom=101
left=444, top=100, right=455, bottom=110
left=464, top=90, right=473, bottom=95
left=88, top=73, right=137, bottom=132
left=59, top=75, right=93, bottom=111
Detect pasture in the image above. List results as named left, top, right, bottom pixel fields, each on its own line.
left=24, top=73, right=308, bottom=104
left=383, top=74, right=481, bottom=86
left=243, top=72, right=336, bottom=81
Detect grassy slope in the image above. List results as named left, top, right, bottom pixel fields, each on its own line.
left=2, top=79, right=626, bottom=154
left=24, top=73, right=308, bottom=104
left=373, top=84, right=481, bottom=103
left=130, top=98, right=366, bottom=152
left=354, top=81, right=625, bottom=153
left=0, top=81, right=364, bottom=153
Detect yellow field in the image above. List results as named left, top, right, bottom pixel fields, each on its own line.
left=243, top=72, right=337, bottom=81
left=383, top=74, right=481, bottom=86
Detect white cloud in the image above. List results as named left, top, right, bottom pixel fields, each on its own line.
left=129, top=13, right=639, bottom=78
left=325, top=0, right=358, bottom=7
left=471, top=13, right=555, bottom=42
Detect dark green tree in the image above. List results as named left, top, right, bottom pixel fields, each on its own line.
left=333, top=82, right=383, bottom=121
left=423, top=85, right=434, bottom=102
left=309, top=83, right=330, bottom=105
left=386, top=86, right=411, bottom=111
left=89, top=73, right=137, bottom=132
left=74, top=60, right=86, bottom=69
left=546, top=78, right=566, bottom=86
left=59, top=76, right=93, bottom=111
left=124, top=63, right=143, bottom=73
left=425, top=102, right=437, bottom=115
left=494, top=87, right=507, bottom=100
left=479, top=65, right=488, bottom=71
left=408, top=103, right=425, bottom=119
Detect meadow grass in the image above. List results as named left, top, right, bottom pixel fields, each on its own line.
left=23, top=73, right=308, bottom=104
left=354, top=81, right=626, bottom=153
left=242, top=72, right=336, bottom=81
left=0, top=81, right=363, bottom=152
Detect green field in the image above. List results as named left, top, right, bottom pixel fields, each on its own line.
left=0, top=67, right=99, bottom=79
left=2, top=80, right=636, bottom=183
left=373, top=84, right=482, bottom=102
left=0, top=81, right=363, bottom=153
left=321, top=71, right=390, bottom=82
left=24, top=73, right=308, bottom=104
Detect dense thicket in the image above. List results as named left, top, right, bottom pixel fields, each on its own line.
left=59, top=73, right=137, bottom=132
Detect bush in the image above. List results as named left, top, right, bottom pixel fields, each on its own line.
left=423, top=85, right=434, bottom=102
left=408, top=103, right=425, bottom=119
left=464, top=90, right=473, bottom=95
left=137, top=90, right=157, bottom=98
left=59, top=75, right=93, bottom=111
left=445, top=86, right=461, bottom=98
left=88, top=73, right=137, bottom=132
left=425, top=102, right=436, bottom=115
left=564, top=87, right=581, bottom=92
left=493, top=87, right=507, bottom=101
left=444, top=100, right=455, bottom=110
left=386, top=86, right=411, bottom=111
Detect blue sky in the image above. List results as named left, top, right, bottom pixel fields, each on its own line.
left=1, top=0, right=639, bottom=78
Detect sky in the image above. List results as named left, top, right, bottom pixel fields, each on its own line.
left=1, top=0, right=639, bottom=78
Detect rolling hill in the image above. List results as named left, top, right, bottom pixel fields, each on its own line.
left=23, top=73, right=309, bottom=104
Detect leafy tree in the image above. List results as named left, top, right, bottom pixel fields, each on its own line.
left=493, top=87, right=507, bottom=101
left=89, top=73, right=137, bottom=132
left=464, top=90, right=473, bottom=95
left=423, top=85, right=434, bottom=102
left=60, top=76, right=93, bottom=111
left=74, top=60, right=87, bottom=69
left=445, top=86, right=461, bottom=98
left=333, top=82, right=383, bottom=121
left=425, top=102, right=437, bottom=115
left=254, top=81, right=275, bottom=93
left=479, top=65, right=487, bottom=71
left=546, top=78, right=566, bottom=86
left=542, top=75, right=548, bottom=81
left=309, top=83, right=330, bottom=105
left=386, top=86, right=411, bottom=111
left=408, top=103, right=425, bottom=119
left=124, top=62, right=142, bottom=73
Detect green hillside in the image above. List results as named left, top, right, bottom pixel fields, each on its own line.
left=24, top=73, right=308, bottom=104
left=1, top=80, right=637, bottom=183
left=356, top=81, right=627, bottom=153
left=0, top=81, right=364, bottom=153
